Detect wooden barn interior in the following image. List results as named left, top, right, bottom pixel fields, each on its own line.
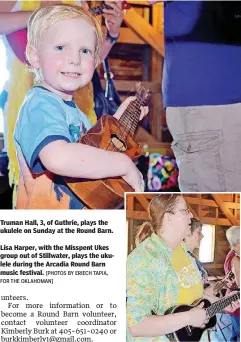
left=92, top=0, right=170, bottom=152
left=126, top=193, right=240, bottom=276
left=126, top=193, right=240, bottom=340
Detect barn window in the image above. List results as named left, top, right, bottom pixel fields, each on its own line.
left=199, top=224, right=215, bottom=263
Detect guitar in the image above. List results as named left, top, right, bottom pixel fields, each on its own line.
left=6, top=1, right=131, bottom=64
left=65, top=83, right=150, bottom=209
left=164, top=291, right=240, bottom=342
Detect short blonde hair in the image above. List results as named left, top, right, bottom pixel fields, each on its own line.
left=26, top=4, right=103, bottom=82
left=226, top=226, right=240, bottom=248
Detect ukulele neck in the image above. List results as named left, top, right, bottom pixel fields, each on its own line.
left=206, top=292, right=240, bottom=319
left=90, top=3, right=111, bottom=16
left=119, top=99, right=142, bottom=136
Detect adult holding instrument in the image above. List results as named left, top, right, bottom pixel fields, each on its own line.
left=126, top=194, right=239, bottom=341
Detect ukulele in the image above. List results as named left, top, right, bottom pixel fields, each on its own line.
left=89, top=1, right=130, bottom=16
left=212, top=270, right=235, bottom=295
left=65, top=83, right=150, bottom=209
left=6, top=1, right=131, bottom=64
left=165, top=291, right=240, bottom=342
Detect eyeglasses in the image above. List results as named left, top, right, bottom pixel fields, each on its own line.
left=167, top=208, right=191, bottom=215
left=178, top=208, right=191, bottom=215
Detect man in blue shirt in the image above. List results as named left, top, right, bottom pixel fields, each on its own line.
left=151, top=1, right=241, bottom=191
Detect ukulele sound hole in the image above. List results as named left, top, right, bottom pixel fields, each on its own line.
left=110, top=134, right=127, bottom=152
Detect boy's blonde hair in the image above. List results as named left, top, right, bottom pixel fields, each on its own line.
left=26, top=4, right=103, bottom=83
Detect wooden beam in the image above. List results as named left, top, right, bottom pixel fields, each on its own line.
left=204, top=263, right=224, bottom=269
left=134, top=194, right=150, bottom=211
left=185, top=196, right=240, bottom=210
left=126, top=210, right=149, bottom=220
left=143, top=5, right=150, bottom=22
left=226, top=203, right=241, bottom=209
left=184, top=197, right=219, bottom=208
left=123, top=8, right=164, bottom=56
left=141, top=143, right=173, bottom=157
left=197, top=193, right=202, bottom=218
left=187, top=203, right=196, bottom=218
left=137, top=194, right=156, bottom=200
left=136, top=126, right=160, bottom=144
left=132, top=194, right=155, bottom=201
left=126, top=194, right=135, bottom=204
left=199, top=217, right=232, bottom=226
left=150, top=2, right=164, bottom=141
left=101, top=26, right=146, bottom=45
left=126, top=194, right=239, bottom=231
left=220, top=194, right=234, bottom=202
left=212, top=194, right=240, bottom=226
left=135, top=128, right=174, bottom=157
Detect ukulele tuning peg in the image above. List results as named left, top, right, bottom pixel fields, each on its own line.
left=135, top=82, right=142, bottom=92
left=144, top=89, right=150, bottom=98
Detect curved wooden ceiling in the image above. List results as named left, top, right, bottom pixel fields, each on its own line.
left=126, top=193, right=240, bottom=226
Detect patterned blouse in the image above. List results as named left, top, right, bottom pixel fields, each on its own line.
left=126, top=233, right=203, bottom=342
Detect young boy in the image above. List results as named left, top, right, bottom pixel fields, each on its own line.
left=14, top=4, right=147, bottom=209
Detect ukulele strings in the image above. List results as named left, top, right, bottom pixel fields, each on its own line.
left=104, top=94, right=145, bottom=153
left=122, top=100, right=142, bottom=139
left=123, top=92, right=147, bottom=138
left=120, top=91, right=147, bottom=140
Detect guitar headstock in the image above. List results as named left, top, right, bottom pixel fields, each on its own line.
left=135, top=82, right=151, bottom=106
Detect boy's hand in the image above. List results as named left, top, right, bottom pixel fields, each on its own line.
left=122, top=159, right=145, bottom=192
left=113, top=96, right=149, bottom=121
left=102, top=1, right=123, bottom=38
